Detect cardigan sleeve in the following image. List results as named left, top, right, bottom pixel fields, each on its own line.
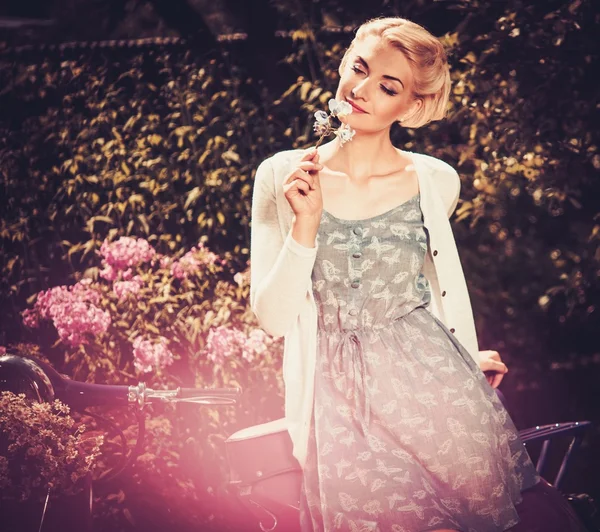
left=416, top=153, right=461, bottom=218
left=446, top=168, right=461, bottom=218
left=249, top=156, right=319, bottom=338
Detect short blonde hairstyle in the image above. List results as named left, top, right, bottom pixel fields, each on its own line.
left=340, top=17, right=452, bottom=128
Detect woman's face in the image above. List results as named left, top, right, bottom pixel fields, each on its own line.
left=335, top=34, right=422, bottom=132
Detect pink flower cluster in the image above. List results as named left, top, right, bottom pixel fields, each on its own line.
left=132, top=335, right=174, bottom=373
left=170, top=249, right=203, bottom=280
left=99, top=237, right=156, bottom=281
left=244, top=329, right=271, bottom=362
left=113, top=276, right=144, bottom=300
left=205, top=326, right=272, bottom=365
left=169, top=242, right=224, bottom=280
left=22, top=280, right=111, bottom=346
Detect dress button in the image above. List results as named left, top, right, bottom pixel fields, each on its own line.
left=349, top=309, right=358, bottom=316
left=442, top=290, right=446, bottom=297
left=352, top=252, right=362, bottom=258
left=353, top=227, right=362, bottom=236
left=351, top=280, right=360, bottom=289
left=433, top=250, right=438, bottom=256
left=450, top=328, right=455, bottom=333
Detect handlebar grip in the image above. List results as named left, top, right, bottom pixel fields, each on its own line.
left=58, top=380, right=130, bottom=409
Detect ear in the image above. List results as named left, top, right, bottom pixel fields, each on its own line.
left=397, top=97, right=423, bottom=123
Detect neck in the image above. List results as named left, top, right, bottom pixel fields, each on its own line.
left=319, top=129, right=403, bottom=181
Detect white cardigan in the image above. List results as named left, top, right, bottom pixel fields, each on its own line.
left=250, top=148, right=481, bottom=468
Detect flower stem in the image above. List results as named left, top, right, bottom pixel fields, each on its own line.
left=314, top=130, right=329, bottom=149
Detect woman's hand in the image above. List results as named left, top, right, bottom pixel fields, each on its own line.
left=282, top=148, right=324, bottom=220
left=478, top=350, right=508, bottom=388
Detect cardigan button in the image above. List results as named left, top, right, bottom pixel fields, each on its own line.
left=433, top=250, right=438, bottom=256
left=348, top=309, right=358, bottom=316
left=353, top=227, right=362, bottom=236
left=450, top=328, right=455, bottom=333
left=442, top=290, right=446, bottom=297
left=352, top=252, right=362, bottom=258
left=351, top=280, right=360, bottom=289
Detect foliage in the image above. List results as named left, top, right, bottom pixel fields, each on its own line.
left=0, top=48, right=288, bottom=348
left=0, top=391, right=103, bottom=502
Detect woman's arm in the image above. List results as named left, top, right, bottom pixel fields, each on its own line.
left=250, top=157, right=319, bottom=337
left=445, top=165, right=509, bottom=386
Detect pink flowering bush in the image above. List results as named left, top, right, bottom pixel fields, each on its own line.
left=18, top=235, right=283, bottom=530
left=21, top=234, right=282, bottom=398
left=23, top=237, right=272, bottom=381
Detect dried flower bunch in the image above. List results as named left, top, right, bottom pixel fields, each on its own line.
left=0, top=391, right=103, bottom=502
left=313, top=98, right=355, bottom=147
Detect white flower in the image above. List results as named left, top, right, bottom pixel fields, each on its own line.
left=334, top=123, right=356, bottom=145
left=313, top=110, right=330, bottom=135
left=328, top=98, right=353, bottom=117
left=314, top=110, right=329, bottom=124
left=312, top=100, right=355, bottom=147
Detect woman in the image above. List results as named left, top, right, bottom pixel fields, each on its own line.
left=250, top=16, right=586, bottom=532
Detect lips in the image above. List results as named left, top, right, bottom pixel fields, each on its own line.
left=347, top=98, right=367, bottom=114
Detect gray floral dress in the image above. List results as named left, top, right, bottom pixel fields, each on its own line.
left=299, top=193, right=540, bottom=532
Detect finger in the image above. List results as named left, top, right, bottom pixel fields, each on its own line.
left=482, top=360, right=508, bottom=374
left=480, top=350, right=501, bottom=361
left=284, top=169, right=314, bottom=189
left=293, top=169, right=316, bottom=190
left=491, top=372, right=505, bottom=388
left=298, top=161, right=323, bottom=173
left=301, top=148, right=319, bottom=162
left=288, top=178, right=310, bottom=196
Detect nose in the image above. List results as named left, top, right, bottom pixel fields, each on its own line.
left=351, top=79, right=369, bottom=100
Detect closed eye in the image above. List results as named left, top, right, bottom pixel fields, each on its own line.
left=350, top=65, right=397, bottom=96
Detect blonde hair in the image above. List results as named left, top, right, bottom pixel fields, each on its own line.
left=340, top=17, right=452, bottom=128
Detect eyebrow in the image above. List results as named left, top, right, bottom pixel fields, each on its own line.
left=355, top=56, right=405, bottom=89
